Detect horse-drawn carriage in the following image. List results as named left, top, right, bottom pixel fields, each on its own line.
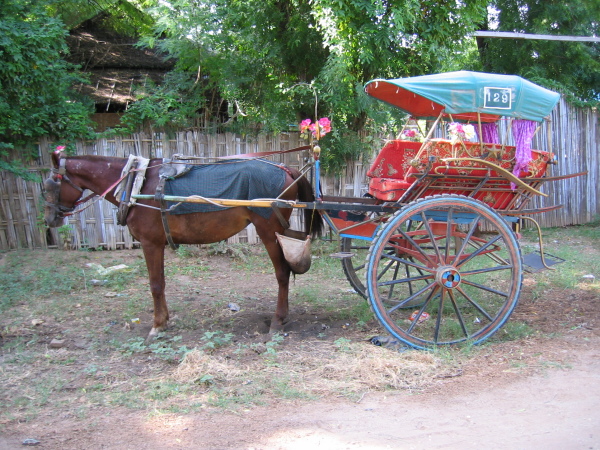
left=44, top=71, right=584, bottom=349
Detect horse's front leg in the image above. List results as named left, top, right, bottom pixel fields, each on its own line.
left=270, top=257, right=291, bottom=332
left=140, top=241, right=169, bottom=341
left=269, top=255, right=291, bottom=333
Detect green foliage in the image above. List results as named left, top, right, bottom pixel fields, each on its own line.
left=50, top=0, right=156, bottom=35
left=114, top=71, right=209, bottom=133
left=122, top=0, right=488, bottom=171
left=118, top=334, right=193, bottom=362
left=483, top=1, right=600, bottom=104
left=200, top=330, right=234, bottom=352
left=0, top=0, right=95, bottom=167
left=333, top=337, right=352, bottom=352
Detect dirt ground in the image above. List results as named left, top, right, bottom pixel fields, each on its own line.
left=3, top=346, right=599, bottom=450
left=1, top=244, right=599, bottom=449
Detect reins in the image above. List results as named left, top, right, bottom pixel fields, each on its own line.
left=170, top=145, right=311, bottom=162
left=50, top=157, right=135, bottom=217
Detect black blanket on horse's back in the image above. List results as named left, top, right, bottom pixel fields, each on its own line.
left=164, top=159, right=287, bottom=219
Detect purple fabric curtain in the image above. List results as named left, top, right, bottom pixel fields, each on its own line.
left=478, top=123, right=500, bottom=144
left=511, top=119, right=538, bottom=187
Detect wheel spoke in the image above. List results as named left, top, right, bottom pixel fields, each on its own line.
left=465, top=238, right=511, bottom=266
left=455, top=234, right=503, bottom=268
left=447, top=289, right=469, bottom=338
left=405, top=257, right=430, bottom=297
left=406, top=286, right=440, bottom=334
left=353, top=261, right=366, bottom=272
left=421, top=211, right=444, bottom=264
left=387, top=281, right=437, bottom=313
left=394, top=227, right=438, bottom=267
left=387, top=262, right=401, bottom=300
left=378, top=273, right=434, bottom=288
left=455, top=285, right=495, bottom=322
left=444, top=207, right=454, bottom=262
left=433, top=289, right=446, bottom=343
left=460, top=279, right=509, bottom=298
left=452, top=215, right=481, bottom=265
left=380, top=252, right=433, bottom=273
left=376, top=257, right=399, bottom=281
left=461, top=265, right=514, bottom=276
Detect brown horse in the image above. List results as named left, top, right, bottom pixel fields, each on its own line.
left=43, top=151, right=323, bottom=340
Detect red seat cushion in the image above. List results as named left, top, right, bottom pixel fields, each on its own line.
left=366, top=140, right=422, bottom=180
left=368, top=178, right=413, bottom=202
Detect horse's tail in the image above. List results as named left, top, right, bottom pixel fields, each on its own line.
left=289, top=168, right=324, bottom=238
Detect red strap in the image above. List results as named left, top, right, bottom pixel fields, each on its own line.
left=65, top=169, right=133, bottom=216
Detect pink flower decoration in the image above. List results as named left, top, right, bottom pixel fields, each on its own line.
left=299, top=118, right=332, bottom=139
left=318, top=117, right=331, bottom=135
left=56, top=145, right=66, bottom=151
left=299, top=119, right=312, bottom=133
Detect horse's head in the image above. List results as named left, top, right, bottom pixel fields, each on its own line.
left=43, top=152, right=85, bottom=227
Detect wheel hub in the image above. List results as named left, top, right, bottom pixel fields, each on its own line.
left=435, top=266, right=461, bottom=289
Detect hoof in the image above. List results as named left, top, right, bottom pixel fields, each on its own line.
left=145, top=326, right=165, bottom=344
left=269, top=317, right=287, bottom=334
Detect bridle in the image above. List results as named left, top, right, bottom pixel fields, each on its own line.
left=44, top=155, right=135, bottom=220
left=44, top=157, right=95, bottom=219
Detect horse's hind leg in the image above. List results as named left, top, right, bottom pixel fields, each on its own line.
left=254, top=219, right=291, bottom=332
left=140, top=241, right=170, bottom=341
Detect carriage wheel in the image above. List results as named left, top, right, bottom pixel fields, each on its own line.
left=366, top=195, right=523, bottom=349
left=340, top=237, right=370, bottom=298
left=341, top=236, right=425, bottom=300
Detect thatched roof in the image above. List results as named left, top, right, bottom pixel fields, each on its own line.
left=67, top=20, right=175, bottom=112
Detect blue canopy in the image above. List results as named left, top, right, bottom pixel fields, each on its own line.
left=365, top=71, right=561, bottom=122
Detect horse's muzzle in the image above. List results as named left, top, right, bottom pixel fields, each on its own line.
left=43, top=201, right=67, bottom=228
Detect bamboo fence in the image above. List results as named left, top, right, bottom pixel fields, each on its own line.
left=0, top=97, right=597, bottom=251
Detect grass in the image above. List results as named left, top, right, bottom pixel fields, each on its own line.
left=0, top=222, right=598, bottom=424
left=0, top=251, right=82, bottom=312
left=488, top=321, right=536, bottom=342
left=520, top=224, right=600, bottom=295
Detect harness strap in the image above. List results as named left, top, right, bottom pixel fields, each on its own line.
left=116, top=160, right=138, bottom=226
left=58, top=158, right=67, bottom=176
left=155, top=176, right=179, bottom=250
left=271, top=203, right=290, bottom=230
left=61, top=172, right=130, bottom=217
left=53, top=160, right=83, bottom=194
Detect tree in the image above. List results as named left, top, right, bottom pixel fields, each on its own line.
left=51, top=0, right=155, bottom=34
left=0, top=0, right=95, bottom=173
left=122, top=0, right=489, bottom=172
left=480, top=0, right=600, bottom=103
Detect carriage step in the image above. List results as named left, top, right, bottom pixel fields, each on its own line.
left=329, top=252, right=355, bottom=259
left=523, top=251, right=565, bottom=273
left=369, top=335, right=411, bottom=352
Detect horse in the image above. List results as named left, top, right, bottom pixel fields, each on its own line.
left=43, top=151, right=323, bottom=341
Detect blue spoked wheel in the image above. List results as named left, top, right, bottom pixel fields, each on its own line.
left=366, top=195, right=523, bottom=349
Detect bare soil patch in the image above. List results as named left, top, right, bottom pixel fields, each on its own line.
left=1, top=234, right=599, bottom=449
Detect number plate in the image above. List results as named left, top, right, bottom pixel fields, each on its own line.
left=483, top=87, right=512, bottom=109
